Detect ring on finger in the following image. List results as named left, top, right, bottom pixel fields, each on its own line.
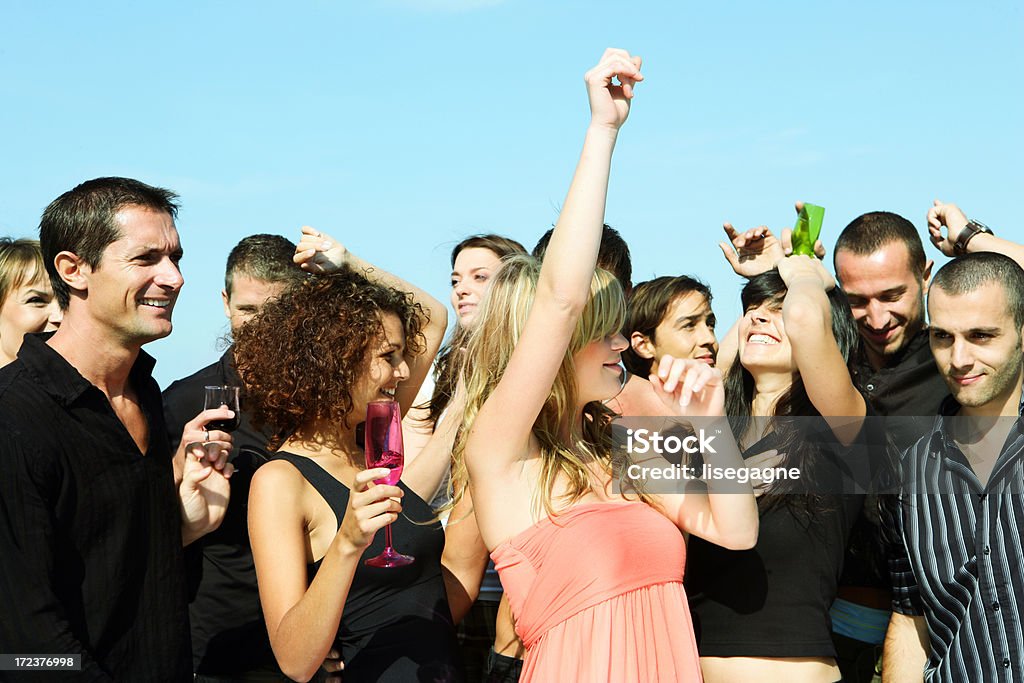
left=203, top=428, right=210, bottom=443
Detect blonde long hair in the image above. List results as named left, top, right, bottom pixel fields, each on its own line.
left=450, top=254, right=630, bottom=517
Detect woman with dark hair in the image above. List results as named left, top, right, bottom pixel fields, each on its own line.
left=686, top=256, right=871, bottom=683
left=0, top=238, right=61, bottom=367
left=238, top=268, right=459, bottom=682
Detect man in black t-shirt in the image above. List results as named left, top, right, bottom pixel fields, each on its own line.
left=163, top=234, right=304, bottom=681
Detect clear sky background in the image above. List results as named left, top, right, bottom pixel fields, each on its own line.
left=2, top=0, right=1021, bottom=387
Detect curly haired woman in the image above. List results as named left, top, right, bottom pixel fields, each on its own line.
left=237, top=268, right=459, bottom=682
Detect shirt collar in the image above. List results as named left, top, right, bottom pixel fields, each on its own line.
left=929, top=386, right=1024, bottom=457
left=17, top=331, right=157, bottom=406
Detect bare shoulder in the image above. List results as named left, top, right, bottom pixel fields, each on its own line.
left=250, top=459, right=307, bottom=504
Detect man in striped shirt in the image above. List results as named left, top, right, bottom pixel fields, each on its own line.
left=882, top=251, right=1024, bottom=682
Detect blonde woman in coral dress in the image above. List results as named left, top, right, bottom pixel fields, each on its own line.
left=452, top=49, right=759, bottom=682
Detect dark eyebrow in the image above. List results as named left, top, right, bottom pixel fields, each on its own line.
left=880, top=286, right=907, bottom=295
left=675, top=314, right=703, bottom=325
left=25, top=289, right=50, bottom=297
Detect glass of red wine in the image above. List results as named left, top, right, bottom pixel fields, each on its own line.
left=204, top=386, right=241, bottom=432
left=363, top=399, right=414, bottom=568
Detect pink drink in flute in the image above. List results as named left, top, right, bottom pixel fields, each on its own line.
left=363, top=399, right=414, bottom=567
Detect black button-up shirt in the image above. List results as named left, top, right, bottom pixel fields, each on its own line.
left=0, top=333, right=190, bottom=681
left=851, top=328, right=949, bottom=452
left=162, top=348, right=278, bottom=675
left=882, top=394, right=1024, bottom=683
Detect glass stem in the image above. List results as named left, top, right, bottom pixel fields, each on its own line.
left=383, top=523, right=394, bottom=551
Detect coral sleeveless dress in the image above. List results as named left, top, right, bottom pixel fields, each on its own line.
left=490, top=500, right=702, bottom=682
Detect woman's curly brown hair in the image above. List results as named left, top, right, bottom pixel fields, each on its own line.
left=233, top=268, right=426, bottom=450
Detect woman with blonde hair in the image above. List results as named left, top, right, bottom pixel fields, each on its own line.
left=452, top=49, right=758, bottom=681
left=0, top=238, right=61, bottom=367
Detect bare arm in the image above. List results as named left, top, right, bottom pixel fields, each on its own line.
left=778, top=256, right=866, bottom=443
left=927, top=199, right=1024, bottom=269
left=401, top=386, right=465, bottom=504
left=293, top=227, right=448, bottom=417
left=882, top=612, right=929, bottom=682
left=441, top=488, right=489, bottom=624
left=249, top=462, right=401, bottom=682
left=646, top=357, right=759, bottom=550
left=466, top=49, right=643, bottom=549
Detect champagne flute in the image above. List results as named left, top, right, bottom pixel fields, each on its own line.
left=204, top=386, right=241, bottom=432
left=363, top=399, right=414, bottom=568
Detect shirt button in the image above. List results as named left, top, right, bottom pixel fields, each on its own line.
left=1005, top=658, right=1011, bottom=668
left=984, top=546, right=991, bottom=555
left=992, top=601, right=1000, bottom=611
left=866, top=383, right=875, bottom=392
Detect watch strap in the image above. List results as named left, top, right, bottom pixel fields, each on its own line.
left=953, top=219, right=993, bottom=256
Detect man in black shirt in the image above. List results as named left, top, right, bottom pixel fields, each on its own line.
left=0, top=177, right=234, bottom=681
left=163, top=234, right=304, bottom=681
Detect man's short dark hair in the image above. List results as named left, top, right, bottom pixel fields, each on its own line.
left=532, top=224, right=633, bottom=294
left=224, top=234, right=304, bottom=296
left=930, top=252, right=1024, bottom=328
left=39, top=177, right=180, bottom=309
left=833, top=211, right=927, bottom=278
left=622, top=275, right=713, bottom=376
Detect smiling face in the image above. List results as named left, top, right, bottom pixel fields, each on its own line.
left=0, top=269, right=62, bottom=365
left=574, top=332, right=629, bottom=405
left=635, top=291, right=718, bottom=373
left=835, top=242, right=930, bottom=367
left=450, top=247, right=503, bottom=327
left=928, top=282, right=1024, bottom=415
left=79, top=206, right=184, bottom=346
left=222, top=274, right=287, bottom=336
left=350, top=312, right=411, bottom=419
left=737, top=296, right=794, bottom=375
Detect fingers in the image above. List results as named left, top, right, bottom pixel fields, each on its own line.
left=353, top=468, right=402, bottom=493
left=813, top=239, right=827, bottom=259
left=718, top=241, right=740, bottom=268
left=185, top=442, right=234, bottom=477
left=586, top=49, right=644, bottom=97
left=780, top=227, right=794, bottom=255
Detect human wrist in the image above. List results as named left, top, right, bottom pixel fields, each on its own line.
left=954, top=220, right=994, bottom=256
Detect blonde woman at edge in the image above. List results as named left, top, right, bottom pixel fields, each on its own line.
left=456, top=49, right=759, bottom=682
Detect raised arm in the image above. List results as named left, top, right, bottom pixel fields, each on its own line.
left=293, top=227, right=448, bottom=417
left=465, top=49, right=642, bottom=548
left=249, top=462, right=400, bottom=682
left=926, top=199, right=1024, bottom=269
left=777, top=256, right=866, bottom=442
left=645, top=357, right=759, bottom=550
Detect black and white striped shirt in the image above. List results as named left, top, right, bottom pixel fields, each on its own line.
left=882, top=397, right=1024, bottom=683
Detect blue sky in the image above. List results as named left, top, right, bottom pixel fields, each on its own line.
left=2, top=0, right=1021, bottom=386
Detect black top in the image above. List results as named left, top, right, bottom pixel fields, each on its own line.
left=686, top=421, right=868, bottom=658
left=162, top=348, right=280, bottom=675
left=881, top=395, right=1024, bottom=682
left=846, top=329, right=948, bottom=593
left=0, top=333, right=190, bottom=681
left=274, top=452, right=462, bottom=682
left=851, top=328, right=947, bottom=452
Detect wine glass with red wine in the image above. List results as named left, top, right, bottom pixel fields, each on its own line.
left=204, top=386, right=241, bottom=432
left=363, top=399, right=414, bottom=568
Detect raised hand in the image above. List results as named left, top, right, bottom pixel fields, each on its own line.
left=293, top=225, right=348, bottom=273
left=337, top=468, right=404, bottom=553
left=719, top=224, right=786, bottom=277
left=926, top=199, right=970, bottom=257
left=584, top=48, right=643, bottom=132
left=777, top=254, right=835, bottom=291
left=780, top=201, right=827, bottom=258
left=649, top=355, right=725, bottom=417
left=180, top=441, right=235, bottom=544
